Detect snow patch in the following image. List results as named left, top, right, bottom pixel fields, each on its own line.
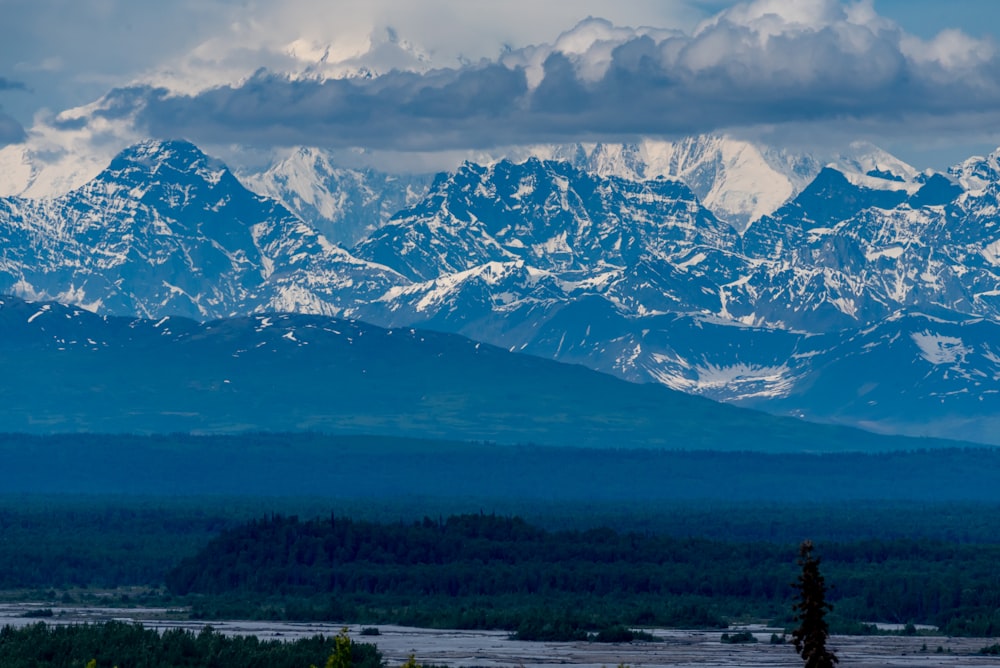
left=911, top=332, right=971, bottom=365
left=982, top=240, right=1000, bottom=266
left=647, top=356, right=797, bottom=400
left=866, top=246, right=905, bottom=261
left=676, top=252, right=707, bottom=270
left=27, top=305, right=51, bottom=324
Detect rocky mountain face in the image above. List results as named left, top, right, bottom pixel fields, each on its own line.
left=533, top=136, right=821, bottom=231
left=0, top=140, right=403, bottom=320
left=237, top=147, right=432, bottom=246
left=4, top=138, right=1000, bottom=444
left=233, top=133, right=856, bottom=239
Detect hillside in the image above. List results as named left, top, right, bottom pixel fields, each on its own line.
left=0, top=295, right=968, bottom=452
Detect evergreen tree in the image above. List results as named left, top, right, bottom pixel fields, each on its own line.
left=792, top=540, right=838, bottom=668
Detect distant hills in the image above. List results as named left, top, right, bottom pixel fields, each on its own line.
left=0, top=294, right=970, bottom=453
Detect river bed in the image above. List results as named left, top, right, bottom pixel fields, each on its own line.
left=0, top=604, right=997, bottom=667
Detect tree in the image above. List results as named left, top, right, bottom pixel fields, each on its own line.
left=320, top=628, right=354, bottom=668
left=791, top=540, right=838, bottom=668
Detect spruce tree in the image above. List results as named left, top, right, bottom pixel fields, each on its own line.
left=792, top=540, right=838, bottom=668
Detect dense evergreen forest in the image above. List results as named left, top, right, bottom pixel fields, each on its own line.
left=0, top=622, right=383, bottom=668
left=165, top=513, right=1000, bottom=636
left=5, top=496, right=1000, bottom=593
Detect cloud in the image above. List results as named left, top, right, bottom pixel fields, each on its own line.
left=22, top=0, right=1000, bottom=156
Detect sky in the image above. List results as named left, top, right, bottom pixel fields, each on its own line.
left=2, top=0, right=1000, bottom=172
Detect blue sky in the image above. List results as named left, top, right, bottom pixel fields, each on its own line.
left=2, top=0, right=1000, bottom=170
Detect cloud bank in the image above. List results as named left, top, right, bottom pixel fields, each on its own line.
left=32, top=0, right=1000, bottom=154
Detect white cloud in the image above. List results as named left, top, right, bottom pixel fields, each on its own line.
left=5, top=0, right=1000, bottom=184
left=129, top=0, right=708, bottom=95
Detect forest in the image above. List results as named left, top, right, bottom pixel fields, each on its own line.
left=0, top=622, right=384, bottom=668
left=161, top=513, right=1000, bottom=636
left=4, top=432, right=1000, bottom=647
left=5, top=495, right=1000, bottom=636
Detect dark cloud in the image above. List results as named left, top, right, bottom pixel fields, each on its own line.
left=124, top=66, right=531, bottom=151
left=103, top=10, right=1000, bottom=152
left=0, top=112, right=26, bottom=146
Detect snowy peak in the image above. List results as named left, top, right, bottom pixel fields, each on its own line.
left=830, top=142, right=921, bottom=190
left=102, top=139, right=226, bottom=183
left=0, top=140, right=111, bottom=200
left=238, top=146, right=432, bottom=246
left=0, top=139, right=405, bottom=319
left=639, top=135, right=820, bottom=228
left=949, top=148, right=1000, bottom=193
left=525, top=134, right=822, bottom=230
left=82, top=139, right=249, bottom=219
left=353, top=156, right=733, bottom=284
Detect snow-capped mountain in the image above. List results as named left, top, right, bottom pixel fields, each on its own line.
left=0, top=139, right=404, bottom=319
left=337, top=148, right=1000, bottom=442
left=4, top=136, right=1000, bottom=444
left=237, top=147, right=432, bottom=246
left=735, top=165, right=986, bottom=330
left=0, top=140, right=112, bottom=200
left=948, top=148, right=1000, bottom=193
left=234, top=134, right=912, bottom=243
left=355, top=158, right=737, bottom=279
left=520, top=136, right=926, bottom=232
left=519, top=136, right=818, bottom=230
left=354, top=154, right=977, bottom=334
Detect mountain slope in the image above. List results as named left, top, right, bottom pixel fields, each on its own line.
left=0, top=294, right=970, bottom=453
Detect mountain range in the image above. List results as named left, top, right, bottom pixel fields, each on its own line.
left=2, top=136, right=1000, bottom=445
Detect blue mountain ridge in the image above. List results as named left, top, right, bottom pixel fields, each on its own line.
left=0, top=293, right=976, bottom=453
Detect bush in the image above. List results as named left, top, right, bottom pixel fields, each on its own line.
left=590, top=625, right=661, bottom=643
left=19, top=608, right=54, bottom=618
left=509, top=617, right=588, bottom=642
left=721, top=631, right=757, bottom=644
